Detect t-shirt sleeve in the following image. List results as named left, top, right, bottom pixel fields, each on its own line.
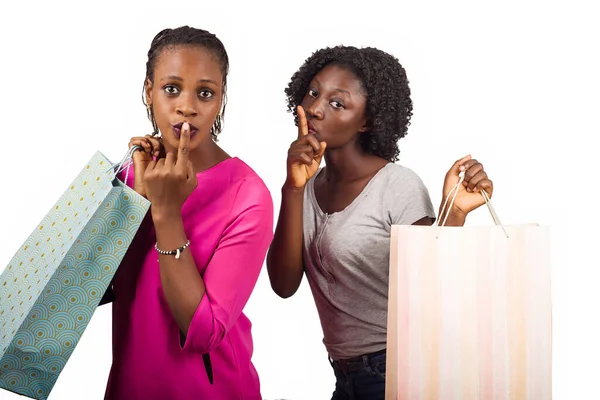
left=180, top=178, right=274, bottom=354
left=387, top=166, right=437, bottom=226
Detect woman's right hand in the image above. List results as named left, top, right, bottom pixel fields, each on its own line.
left=285, top=106, right=327, bottom=190
left=128, top=135, right=164, bottom=197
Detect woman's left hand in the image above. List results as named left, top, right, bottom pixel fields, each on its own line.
left=442, top=154, right=493, bottom=216
left=144, top=122, right=198, bottom=219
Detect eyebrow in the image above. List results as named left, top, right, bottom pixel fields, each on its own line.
left=160, top=75, right=218, bottom=85
left=312, top=78, right=352, bottom=97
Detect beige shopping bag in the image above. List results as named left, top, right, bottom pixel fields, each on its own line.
left=385, top=178, right=551, bottom=400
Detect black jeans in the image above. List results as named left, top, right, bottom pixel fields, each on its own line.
left=329, top=349, right=386, bottom=400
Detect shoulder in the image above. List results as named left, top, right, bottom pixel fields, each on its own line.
left=377, top=163, right=428, bottom=191
left=228, top=158, right=272, bottom=198
left=218, top=159, right=274, bottom=239
left=378, top=163, right=433, bottom=209
left=220, top=158, right=273, bottom=214
left=380, top=163, right=436, bottom=223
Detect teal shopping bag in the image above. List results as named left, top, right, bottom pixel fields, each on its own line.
left=0, top=148, right=149, bottom=400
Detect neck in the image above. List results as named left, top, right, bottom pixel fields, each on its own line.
left=323, top=141, right=387, bottom=182
left=188, top=139, right=231, bottom=174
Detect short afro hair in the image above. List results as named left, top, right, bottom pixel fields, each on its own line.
left=285, top=45, right=413, bottom=162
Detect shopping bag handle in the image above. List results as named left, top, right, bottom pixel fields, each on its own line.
left=105, top=145, right=143, bottom=184
left=436, top=171, right=509, bottom=238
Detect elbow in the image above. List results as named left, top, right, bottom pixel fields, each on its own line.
left=181, top=321, right=226, bottom=354
left=198, top=333, right=226, bottom=354
left=180, top=298, right=227, bottom=354
left=266, top=251, right=303, bottom=299
left=271, top=282, right=298, bottom=299
left=267, top=264, right=301, bottom=299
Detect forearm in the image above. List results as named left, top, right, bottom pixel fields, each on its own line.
left=266, top=185, right=306, bottom=298
left=152, top=209, right=205, bottom=336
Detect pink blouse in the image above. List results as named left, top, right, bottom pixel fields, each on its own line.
left=104, top=157, right=273, bottom=400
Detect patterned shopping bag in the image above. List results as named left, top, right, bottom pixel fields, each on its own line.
left=0, top=149, right=149, bottom=400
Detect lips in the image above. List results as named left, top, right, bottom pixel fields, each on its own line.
left=307, top=120, right=317, bottom=134
left=172, top=122, right=199, bottom=138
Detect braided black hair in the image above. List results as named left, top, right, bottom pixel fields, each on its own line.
left=285, top=46, right=412, bottom=162
left=143, top=26, right=229, bottom=141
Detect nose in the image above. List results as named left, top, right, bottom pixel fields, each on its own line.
left=304, top=97, right=324, bottom=120
left=176, top=93, right=198, bottom=118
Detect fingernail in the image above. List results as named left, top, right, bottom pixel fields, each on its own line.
left=183, top=122, right=189, bottom=130
left=459, top=165, right=465, bottom=171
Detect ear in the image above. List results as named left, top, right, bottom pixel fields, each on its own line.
left=359, top=119, right=371, bottom=133
left=144, top=78, right=153, bottom=106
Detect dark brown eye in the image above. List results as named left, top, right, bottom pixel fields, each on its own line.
left=330, top=100, right=345, bottom=109
left=163, top=85, right=180, bottom=95
left=199, top=90, right=214, bottom=99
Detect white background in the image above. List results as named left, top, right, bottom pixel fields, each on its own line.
left=0, top=0, right=597, bottom=399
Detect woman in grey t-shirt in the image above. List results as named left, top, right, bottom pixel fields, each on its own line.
left=266, top=45, right=494, bottom=400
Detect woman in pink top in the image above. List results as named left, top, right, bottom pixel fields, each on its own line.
left=101, top=26, right=273, bottom=400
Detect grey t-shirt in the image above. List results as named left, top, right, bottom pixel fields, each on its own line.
left=302, top=163, right=436, bottom=360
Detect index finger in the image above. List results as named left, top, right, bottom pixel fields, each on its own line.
left=177, top=122, right=191, bottom=171
left=297, top=106, right=308, bottom=139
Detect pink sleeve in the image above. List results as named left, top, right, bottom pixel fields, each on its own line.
left=181, top=179, right=274, bottom=354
